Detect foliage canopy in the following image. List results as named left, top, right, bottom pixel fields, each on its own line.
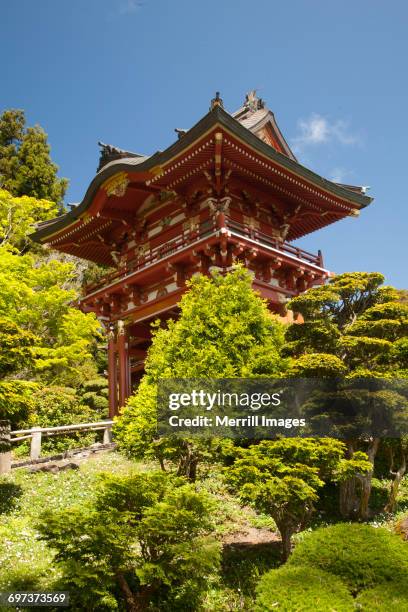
left=0, top=109, right=67, bottom=204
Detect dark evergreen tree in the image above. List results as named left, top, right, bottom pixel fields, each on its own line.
left=0, top=109, right=68, bottom=204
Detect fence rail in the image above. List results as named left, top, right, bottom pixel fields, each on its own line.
left=0, top=420, right=113, bottom=474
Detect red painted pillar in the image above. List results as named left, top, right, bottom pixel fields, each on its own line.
left=107, top=324, right=117, bottom=418
left=117, top=320, right=129, bottom=409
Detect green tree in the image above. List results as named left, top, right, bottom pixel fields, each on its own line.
left=38, top=471, right=220, bottom=611
left=79, top=377, right=109, bottom=415
left=0, top=245, right=102, bottom=426
left=285, top=272, right=408, bottom=518
left=225, top=438, right=370, bottom=560
left=0, top=109, right=68, bottom=204
left=146, top=267, right=286, bottom=380
left=0, top=246, right=102, bottom=381
left=115, top=268, right=287, bottom=479
left=0, top=317, right=36, bottom=378
left=0, top=188, right=58, bottom=251
left=0, top=317, right=39, bottom=427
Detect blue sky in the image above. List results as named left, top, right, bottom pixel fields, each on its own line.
left=2, top=0, right=407, bottom=287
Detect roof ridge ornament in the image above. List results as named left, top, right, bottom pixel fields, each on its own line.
left=97, top=141, right=143, bottom=172
left=244, top=90, right=265, bottom=113
left=210, top=91, right=224, bottom=111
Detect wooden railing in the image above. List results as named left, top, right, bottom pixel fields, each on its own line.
left=0, top=420, right=113, bottom=474
left=84, top=217, right=323, bottom=295
left=84, top=222, right=215, bottom=295
left=227, top=219, right=323, bottom=267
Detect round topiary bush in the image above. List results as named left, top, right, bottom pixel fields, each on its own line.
left=255, top=565, right=354, bottom=611
left=288, top=523, right=408, bottom=592
left=356, top=582, right=408, bottom=611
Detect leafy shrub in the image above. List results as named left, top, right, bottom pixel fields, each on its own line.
left=0, top=380, right=38, bottom=428
left=225, top=440, right=370, bottom=560
left=13, top=386, right=102, bottom=456
left=255, top=565, right=354, bottom=611
left=37, top=471, right=221, bottom=611
left=114, top=378, right=157, bottom=460
left=288, top=523, right=408, bottom=592
left=356, top=582, right=408, bottom=611
left=80, top=377, right=109, bottom=416
left=34, top=386, right=101, bottom=453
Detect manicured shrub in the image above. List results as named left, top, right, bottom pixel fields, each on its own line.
left=80, top=377, right=109, bottom=415
left=356, top=582, right=408, bottom=611
left=288, top=523, right=408, bottom=592
left=255, top=565, right=354, bottom=611
left=38, top=471, right=221, bottom=611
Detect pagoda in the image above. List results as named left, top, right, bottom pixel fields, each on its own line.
left=32, top=92, right=373, bottom=417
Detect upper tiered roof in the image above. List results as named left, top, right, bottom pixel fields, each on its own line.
left=31, top=92, right=372, bottom=264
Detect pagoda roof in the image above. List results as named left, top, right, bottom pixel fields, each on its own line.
left=32, top=95, right=372, bottom=257
left=231, top=91, right=297, bottom=160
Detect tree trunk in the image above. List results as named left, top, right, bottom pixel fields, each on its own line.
left=339, top=476, right=360, bottom=519
left=188, top=456, right=198, bottom=481
left=177, top=441, right=199, bottom=482
left=339, top=441, right=360, bottom=519
left=385, top=452, right=406, bottom=513
left=116, top=572, right=140, bottom=612
left=278, top=524, right=293, bottom=562
left=358, top=437, right=380, bottom=520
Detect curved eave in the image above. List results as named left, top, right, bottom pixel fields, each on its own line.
left=31, top=105, right=372, bottom=243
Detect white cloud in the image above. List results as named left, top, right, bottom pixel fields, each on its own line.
left=328, top=167, right=350, bottom=184
left=119, top=0, right=143, bottom=14
left=291, top=113, right=359, bottom=154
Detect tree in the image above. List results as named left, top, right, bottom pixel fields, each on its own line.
left=0, top=109, right=68, bottom=204
left=383, top=436, right=408, bottom=513
left=0, top=317, right=39, bottom=427
left=225, top=439, right=370, bottom=560
left=38, top=471, right=220, bottom=611
left=146, top=267, right=286, bottom=381
left=0, top=188, right=58, bottom=251
left=114, top=268, right=287, bottom=479
left=0, top=317, right=36, bottom=378
left=0, top=245, right=102, bottom=426
left=285, top=272, right=408, bottom=518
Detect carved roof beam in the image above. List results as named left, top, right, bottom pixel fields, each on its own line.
left=99, top=209, right=136, bottom=227
left=226, top=159, right=343, bottom=218
left=214, top=132, right=223, bottom=195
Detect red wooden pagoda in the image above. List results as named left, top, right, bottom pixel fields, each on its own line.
left=32, top=92, right=372, bottom=417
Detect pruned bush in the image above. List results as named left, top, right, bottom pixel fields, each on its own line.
left=37, top=470, right=221, bottom=611
left=356, top=582, right=408, bottom=611
left=255, top=565, right=354, bottom=611
left=288, top=523, right=408, bottom=592
left=80, top=377, right=109, bottom=416
left=225, top=439, right=370, bottom=560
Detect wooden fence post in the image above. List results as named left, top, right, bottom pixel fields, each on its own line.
left=103, top=423, right=113, bottom=444
left=0, top=420, right=11, bottom=475
left=30, top=427, right=42, bottom=460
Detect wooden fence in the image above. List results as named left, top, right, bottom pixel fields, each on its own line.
left=0, top=420, right=113, bottom=474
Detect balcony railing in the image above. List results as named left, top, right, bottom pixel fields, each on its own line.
left=227, top=219, right=323, bottom=267
left=84, top=218, right=323, bottom=296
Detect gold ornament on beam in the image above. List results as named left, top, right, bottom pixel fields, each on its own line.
left=102, top=172, right=130, bottom=197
